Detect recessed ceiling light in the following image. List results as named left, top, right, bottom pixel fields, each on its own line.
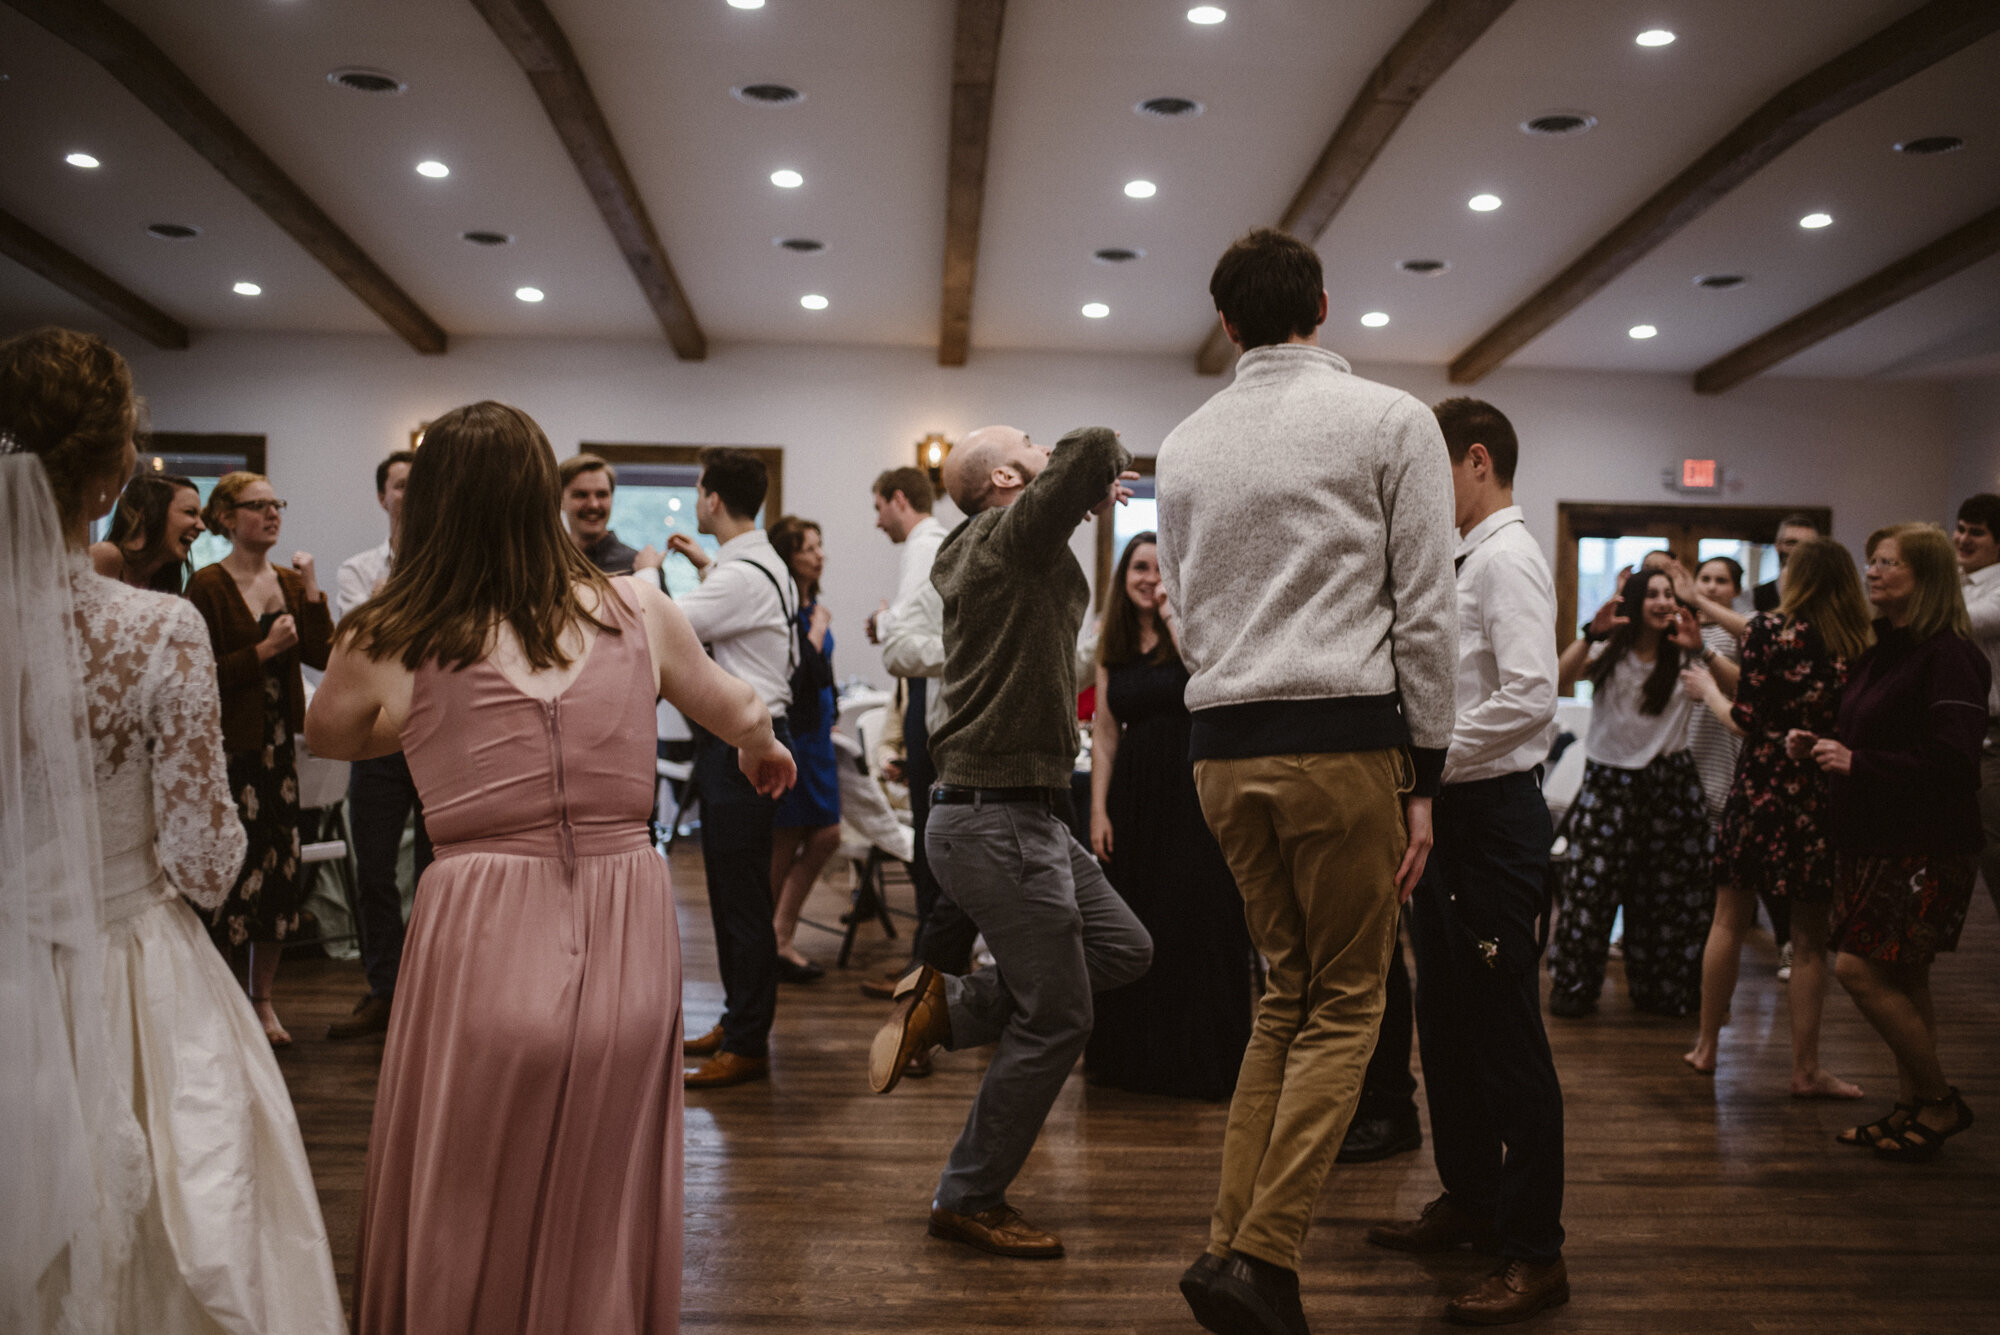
left=1894, top=135, right=1963, bottom=156
left=1799, top=212, right=1833, bottom=229
left=775, top=237, right=826, bottom=253
left=1468, top=193, right=1502, bottom=212
left=1360, top=311, right=1390, bottom=328
left=232, top=281, right=262, bottom=297
left=328, top=68, right=406, bottom=95
left=732, top=83, right=803, bottom=106
left=1081, top=302, right=1110, bottom=319
left=462, top=230, right=513, bottom=246
left=416, top=160, right=450, bottom=178
left=1124, top=179, right=1157, bottom=199
left=1628, top=324, right=1658, bottom=339
left=1521, top=111, right=1597, bottom=137
left=1093, top=247, right=1144, bottom=264
left=728, top=0, right=765, bottom=8
left=146, top=223, right=200, bottom=240
left=1136, top=96, right=1204, bottom=119
left=800, top=294, right=829, bottom=310
left=65, top=152, right=100, bottom=169
left=1187, top=6, right=1226, bottom=23
left=770, top=168, right=804, bottom=188
left=1397, top=258, right=1450, bottom=275
left=515, top=286, right=545, bottom=303
left=1636, top=29, right=1675, bottom=47
left=1694, top=273, right=1745, bottom=290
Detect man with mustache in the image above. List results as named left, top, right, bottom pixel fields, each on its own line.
left=559, top=452, right=667, bottom=579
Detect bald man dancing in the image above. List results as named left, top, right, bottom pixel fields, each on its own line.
left=868, top=424, right=1153, bottom=1259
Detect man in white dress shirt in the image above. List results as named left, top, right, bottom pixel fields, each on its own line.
left=328, top=451, right=433, bottom=1039
left=1953, top=492, right=2000, bottom=919
left=1366, top=398, right=1569, bottom=1326
left=671, top=448, right=798, bottom=1089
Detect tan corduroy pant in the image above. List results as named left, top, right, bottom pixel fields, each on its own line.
left=1193, top=748, right=1411, bottom=1271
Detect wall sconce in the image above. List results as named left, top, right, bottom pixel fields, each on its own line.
left=411, top=421, right=430, bottom=449
left=917, top=432, right=953, bottom=488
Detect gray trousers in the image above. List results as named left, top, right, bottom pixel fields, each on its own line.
left=926, top=796, right=1153, bottom=1215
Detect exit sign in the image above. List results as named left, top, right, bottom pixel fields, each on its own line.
left=1663, top=459, right=1724, bottom=494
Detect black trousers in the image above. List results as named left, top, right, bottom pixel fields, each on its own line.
left=347, top=751, right=433, bottom=1000
left=694, top=719, right=790, bottom=1059
left=907, top=679, right=981, bottom=975
left=1410, top=770, right=1566, bottom=1263
left=1355, top=930, right=1417, bottom=1118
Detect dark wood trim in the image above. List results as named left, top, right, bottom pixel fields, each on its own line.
left=1094, top=456, right=1155, bottom=608
left=1694, top=205, right=2000, bottom=394
left=1196, top=0, right=1516, bottom=375
left=143, top=431, right=266, bottom=477
left=581, top=444, right=783, bottom=522
left=0, top=206, right=188, bottom=350
left=471, top=0, right=706, bottom=361
left=937, top=0, right=1008, bottom=367
left=4, top=0, right=448, bottom=355
left=1447, top=0, right=2000, bottom=385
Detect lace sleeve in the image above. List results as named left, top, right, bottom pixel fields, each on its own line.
left=149, top=602, right=247, bottom=907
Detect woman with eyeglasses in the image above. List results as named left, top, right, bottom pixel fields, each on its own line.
left=185, top=471, right=332, bottom=1045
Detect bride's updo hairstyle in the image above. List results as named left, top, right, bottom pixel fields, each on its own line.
left=0, top=326, right=137, bottom=530
left=338, top=400, right=618, bottom=672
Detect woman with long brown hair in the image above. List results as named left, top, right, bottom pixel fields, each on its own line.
left=766, top=514, right=840, bottom=982
left=308, top=400, right=793, bottom=1334
left=1084, top=531, right=1252, bottom=1100
left=1681, top=538, right=1873, bottom=1096
left=90, top=470, right=204, bottom=592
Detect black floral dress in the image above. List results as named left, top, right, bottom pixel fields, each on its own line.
left=211, top=615, right=304, bottom=947
left=1713, top=613, right=1846, bottom=903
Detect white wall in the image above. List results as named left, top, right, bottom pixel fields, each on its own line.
left=1948, top=378, right=2000, bottom=508
left=116, top=330, right=1967, bottom=686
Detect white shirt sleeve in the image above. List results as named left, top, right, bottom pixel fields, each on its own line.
left=335, top=552, right=373, bottom=622
left=676, top=561, right=770, bottom=643
left=1449, top=548, right=1558, bottom=773
left=882, top=583, right=944, bottom=679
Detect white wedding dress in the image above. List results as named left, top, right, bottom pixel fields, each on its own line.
left=70, top=559, right=344, bottom=1335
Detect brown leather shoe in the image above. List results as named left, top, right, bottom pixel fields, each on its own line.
left=684, top=1051, right=769, bottom=1089
left=1366, top=1195, right=1499, bottom=1253
left=326, top=993, right=392, bottom=1040
left=683, top=1023, right=724, bottom=1058
left=902, top=1046, right=934, bottom=1080
left=870, top=965, right=950, bottom=1093
left=860, top=969, right=903, bottom=1000
left=1446, top=1258, right=1569, bottom=1325
left=927, top=1204, right=1063, bottom=1259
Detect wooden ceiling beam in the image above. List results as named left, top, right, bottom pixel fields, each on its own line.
left=4, top=0, right=448, bottom=355
left=0, top=207, right=189, bottom=350
left=1448, top=0, right=2000, bottom=385
left=937, top=0, right=1008, bottom=367
left=472, top=0, right=706, bottom=361
left=1694, top=204, right=2000, bottom=394
left=1196, top=0, right=1517, bottom=375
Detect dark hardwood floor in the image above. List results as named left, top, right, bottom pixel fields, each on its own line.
left=273, top=849, right=2000, bottom=1332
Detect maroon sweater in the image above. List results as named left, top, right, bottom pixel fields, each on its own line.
left=1828, top=621, right=1989, bottom=856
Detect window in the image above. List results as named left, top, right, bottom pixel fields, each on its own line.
left=581, top=444, right=785, bottom=598
left=106, top=433, right=267, bottom=571
left=1095, top=456, right=1156, bottom=607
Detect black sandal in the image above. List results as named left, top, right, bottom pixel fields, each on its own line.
left=1836, top=1102, right=1912, bottom=1149
left=1873, top=1088, right=1974, bottom=1163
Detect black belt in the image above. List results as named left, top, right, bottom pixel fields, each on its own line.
left=931, top=784, right=1063, bottom=808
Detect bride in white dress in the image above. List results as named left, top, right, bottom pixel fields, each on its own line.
left=1, top=325, right=343, bottom=1334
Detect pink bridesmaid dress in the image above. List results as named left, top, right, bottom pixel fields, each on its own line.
left=355, top=586, right=682, bottom=1334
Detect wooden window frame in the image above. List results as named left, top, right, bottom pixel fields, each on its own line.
left=142, top=431, right=267, bottom=476
left=580, top=443, right=784, bottom=521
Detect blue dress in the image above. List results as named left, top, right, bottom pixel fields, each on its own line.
left=774, top=602, right=841, bottom=829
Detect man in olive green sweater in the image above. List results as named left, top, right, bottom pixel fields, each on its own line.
left=868, top=423, right=1153, bottom=1261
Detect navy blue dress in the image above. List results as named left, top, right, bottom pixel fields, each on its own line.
left=774, top=602, right=841, bottom=829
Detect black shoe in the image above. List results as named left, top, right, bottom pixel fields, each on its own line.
left=776, top=956, right=825, bottom=984
left=1205, top=1252, right=1309, bottom=1335
left=1336, top=1107, right=1422, bottom=1164
left=1546, top=991, right=1596, bottom=1019
left=1179, top=1252, right=1227, bottom=1333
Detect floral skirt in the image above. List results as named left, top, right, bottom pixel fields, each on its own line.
left=1828, top=852, right=1977, bottom=966
left=209, top=680, right=304, bottom=947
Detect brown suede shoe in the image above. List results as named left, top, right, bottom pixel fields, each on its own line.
left=326, top=993, right=392, bottom=1040
left=870, top=965, right=950, bottom=1093
left=684, top=1051, right=768, bottom=1089
left=1366, top=1195, right=1499, bottom=1253
left=1446, top=1259, right=1569, bottom=1326
left=928, top=1204, right=1064, bottom=1259
left=859, top=970, right=903, bottom=1001
left=682, top=1023, right=724, bottom=1058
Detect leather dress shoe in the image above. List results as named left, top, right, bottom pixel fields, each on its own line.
left=1204, top=1252, right=1309, bottom=1335
left=326, top=993, right=392, bottom=1040
left=1177, top=1252, right=1227, bottom=1333
left=777, top=956, right=825, bottom=984
left=870, top=965, right=950, bottom=1093
left=1366, top=1195, right=1499, bottom=1254
left=684, top=1051, right=768, bottom=1089
left=1446, top=1258, right=1569, bottom=1325
left=902, top=1046, right=934, bottom=1079
left=1336, top=1107, right=1422, bottom=1163
left=927, top=1203, right=1063, bottom=1259
left=860, top=970, right=902, bottom=1000
left=683, top=1024, right=724, bottom=1057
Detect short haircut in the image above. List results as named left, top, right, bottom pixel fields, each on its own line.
left=376, top=449, right=417, bottom=496
left=872, top=466, right=934, bottom=514
left=1432, top=397, right=1519, bottom=485
left=699, top=447, right=767, bottom=520
left=1209, top=227, right=1323, bottom=351
left=1775, top=511, right=1823, bottom=539
left=201, top=471, right=269, bottom=532
left=1957, top=493, right=2000, bottom=535
left=558, top=452, right=615, bottom=491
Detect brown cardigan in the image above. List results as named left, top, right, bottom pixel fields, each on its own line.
left=185, top=562, right=334, bottom=753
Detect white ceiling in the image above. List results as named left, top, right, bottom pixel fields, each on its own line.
left=1, top=0, right=1996, bottom=383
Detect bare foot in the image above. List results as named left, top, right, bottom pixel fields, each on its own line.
left=1791, top=1069, right=1863, bottom=1100
left=253, top=998, right=292, bottom=1049
left=1682, top=1045, right=1716, bottom=1074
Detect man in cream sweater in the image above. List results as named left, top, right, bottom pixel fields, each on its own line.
left=1157, top=227, right=1457, bottom=1335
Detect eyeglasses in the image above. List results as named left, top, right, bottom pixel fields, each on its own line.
left=233, top=499, right=288, bottom=514
left=1864, top=557, right=1906, bottom=571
